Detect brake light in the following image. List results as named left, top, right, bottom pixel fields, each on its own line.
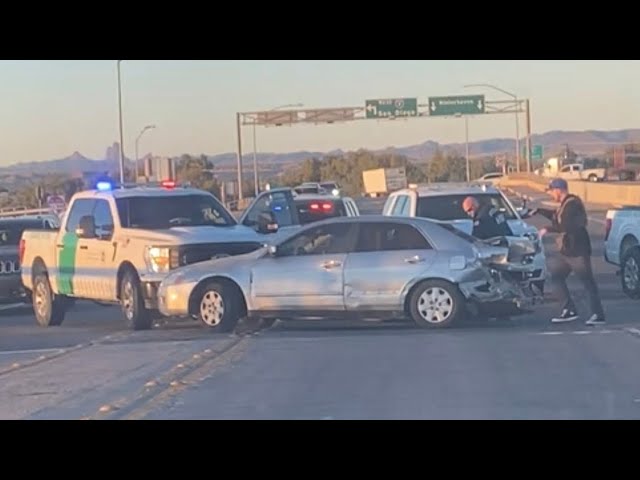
left=19, top=239, right=25, bottom=264
left=605, top=218, right=612, bottom=241
left=161, top=179, right=176, bottom=189
left=309, top=202, right=333, bottom=212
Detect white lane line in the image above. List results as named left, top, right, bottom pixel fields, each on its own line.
left=537, top=331, right=564, bottom=335
left=0, top=347, right=66, bottom=356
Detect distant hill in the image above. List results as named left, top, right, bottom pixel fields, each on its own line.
left=2, top=129, right=639, bottom=176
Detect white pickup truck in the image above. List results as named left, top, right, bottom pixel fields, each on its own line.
left=19, top=181, right=267, bottom=330
left=604, top=206, right=640, bottom=298
left=544, top=162, right=607, bottom=183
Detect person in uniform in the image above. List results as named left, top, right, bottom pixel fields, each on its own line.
left=462, top=196, right=513, bottom=239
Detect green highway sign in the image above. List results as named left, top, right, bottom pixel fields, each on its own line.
left=365, top=98, right=418, bottom=119
left=523, top=144, right=543, bottom=160
left=428, top=95, right=485, bottom=116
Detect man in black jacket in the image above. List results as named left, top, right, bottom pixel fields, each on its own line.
left=462, top=196, right=513, bottom=239
left=534, top=178, right=605, bottom=325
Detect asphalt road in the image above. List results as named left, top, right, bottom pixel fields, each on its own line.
left=2, top=190, right=640, bottom=419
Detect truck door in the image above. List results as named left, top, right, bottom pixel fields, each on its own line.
left=56, top=198, right=95, bottom=297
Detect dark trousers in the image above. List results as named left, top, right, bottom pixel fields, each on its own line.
left=548, top=254, right=605, bottom=318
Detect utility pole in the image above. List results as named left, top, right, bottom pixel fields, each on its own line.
left=236, top=112, right=244, bottom=202
left=465, top=116, right=470, bottom=182
left=525, top=99, right=532, bottom=173
left=117, top=60, right=126, bottom=184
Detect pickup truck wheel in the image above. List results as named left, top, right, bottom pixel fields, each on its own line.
left=32, top=273, right=66, bottom=327
left=120, top=271, right=152, bottom=330
left=196, top=281, right=241, bottom=333
left=621, top=248, right=640, bottom=300
left=408, top=280, right=463, bottom=329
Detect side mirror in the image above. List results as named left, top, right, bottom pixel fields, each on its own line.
left=257, top=212, right=278, bottom=234
left=75, top=215, right=96, bottom=239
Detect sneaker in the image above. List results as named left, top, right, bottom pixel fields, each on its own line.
left=551, top=309, right=579, bottom=323
left=585, top=315, right=606, bottom=326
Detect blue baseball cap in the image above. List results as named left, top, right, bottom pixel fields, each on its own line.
left=545, top=178, right=568, bottom=191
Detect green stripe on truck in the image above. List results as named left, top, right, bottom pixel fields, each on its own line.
left=57, top=232, right=78, bottom=295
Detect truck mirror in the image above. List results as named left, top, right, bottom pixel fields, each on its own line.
left=76, top=215, right=97, bottom=239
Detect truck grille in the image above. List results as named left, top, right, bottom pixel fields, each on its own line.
left=0, top=257, right=20, bottom=275
left=173, top=242, right=264, bottom=267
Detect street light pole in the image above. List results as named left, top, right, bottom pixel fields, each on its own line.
left=464, top=83, right=521, bottom=173
left=117, top=60, right=126, bottom=185
left=251, top=103, right=303, bottom=197
left=465, top=116, right=470, bottom=182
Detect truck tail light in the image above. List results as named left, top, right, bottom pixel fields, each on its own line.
left=19, top=239, right=26, bottom=265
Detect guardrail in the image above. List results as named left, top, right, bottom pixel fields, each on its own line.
left=498, top=173, right=640, bottom=207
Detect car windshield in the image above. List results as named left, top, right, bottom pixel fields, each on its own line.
left=0, top=219, right=51, bottom=246
left=116, top=194, right=237, bottom=229
left=417, top=193, right=517, bottom=221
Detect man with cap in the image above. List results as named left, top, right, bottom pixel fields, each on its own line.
left=533, top=178, right=605, bottom=325
left=462, top=196, right=513, bottom=239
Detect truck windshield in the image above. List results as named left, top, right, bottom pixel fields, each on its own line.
left=417, top=193, right=518, bottom=221
left=116, top=194, right=237, bottom=229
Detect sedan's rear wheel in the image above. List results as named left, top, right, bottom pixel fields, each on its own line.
left=409, top=280, right=464, bottom=329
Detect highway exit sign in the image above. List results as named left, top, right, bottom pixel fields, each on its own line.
left=365, top=98, right=418, bottom=119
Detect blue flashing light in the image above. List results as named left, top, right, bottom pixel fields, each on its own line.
left=96, top=181, right=113, bottom=191
left=273, top=205, right=283, bottom=212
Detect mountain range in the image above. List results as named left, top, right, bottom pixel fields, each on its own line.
left=2, top=128, right=639, bottom=177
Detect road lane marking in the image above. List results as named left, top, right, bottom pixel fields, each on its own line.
left=0, top=348, right=65, bottom=356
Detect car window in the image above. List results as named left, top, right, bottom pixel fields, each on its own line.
left=417, top=193, right=517, bottom=221
left=382, top=196, right=398, bottom=216
left=355, top=222, right=432, bottom=252
left=295, top=199, right=346, bottom=225
left=277, top=223, right=356, bottom=257
left=65, top=199, right=96, bottom=233
left=391, top=196, right=408, bottom=216
left=93, top=199, right=115, bottom=240
left=117, top=194, right=235, bottom=229
left=244, top=191, right=295, bottom=228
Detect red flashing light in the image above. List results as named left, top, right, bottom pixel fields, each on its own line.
left=161, top=179, right=176, bottom=189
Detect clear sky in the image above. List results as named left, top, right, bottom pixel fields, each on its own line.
left=1, top=60, right=639, bottom=165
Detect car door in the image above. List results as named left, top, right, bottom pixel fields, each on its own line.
left=75, top=199, right=117, bottom=301
left=239, top=189, right=300, bottom=237
left=249, top=222, right=358, bottom=313
left=56, top=198, right=96, bottom=297
left=344, top=221, right=437, bottom=312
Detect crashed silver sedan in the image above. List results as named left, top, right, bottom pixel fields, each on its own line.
left=157, top=216, right=543, bottom=331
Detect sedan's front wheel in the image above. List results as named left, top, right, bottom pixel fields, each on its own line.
left=408, top=280, right=464, bottom=329
left=196, top=281, right=242, bottom=333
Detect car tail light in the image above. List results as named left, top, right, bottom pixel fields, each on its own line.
left=19, top=239, right=26, bottom=264
left=604, top=218, right=612, bottom=241
left=161, top=179, right=176, bottom=189
left=309, top=202, right=334, bottom=212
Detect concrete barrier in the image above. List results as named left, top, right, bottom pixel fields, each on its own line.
left=498, top=174, right=640, bottom=207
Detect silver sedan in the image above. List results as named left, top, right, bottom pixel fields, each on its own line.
left=157, top=216, right=543, bottom=331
